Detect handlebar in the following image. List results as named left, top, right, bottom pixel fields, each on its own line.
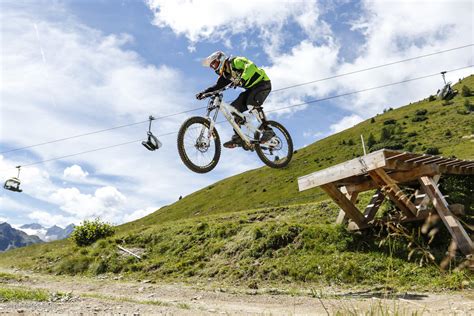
left=199, top=84, right=233, bottom=99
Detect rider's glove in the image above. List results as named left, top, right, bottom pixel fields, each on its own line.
left=195, top=92, right=205, bottom=100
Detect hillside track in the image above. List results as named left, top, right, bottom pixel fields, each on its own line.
left=0, top=269, right=473, bottom=315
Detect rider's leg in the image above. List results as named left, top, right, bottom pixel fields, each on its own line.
left=224, top=91, right=250, bottom=148
left=246, top=81, right=274, bottom=143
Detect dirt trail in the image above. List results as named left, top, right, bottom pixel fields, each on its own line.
left=0, top=269, right=473, bottom=315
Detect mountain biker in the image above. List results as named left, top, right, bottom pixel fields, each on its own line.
left=196, top=51, right=275, bottom=148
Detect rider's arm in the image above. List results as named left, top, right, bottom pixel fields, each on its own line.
left=232, top=57, right=257, bottom=85
left=202, top=75, right=232, bottom=94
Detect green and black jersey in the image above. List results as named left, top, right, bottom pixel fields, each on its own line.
left=203, top=56, right=270, bottom=93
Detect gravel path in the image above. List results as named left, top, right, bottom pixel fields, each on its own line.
left=1, top=269, right=473, bottom=315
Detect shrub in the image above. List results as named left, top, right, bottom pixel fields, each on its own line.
left=367, top=133, right=376, bottom=149
left=444, top=130, right=452, bottom=138
left=442, top=100, right=453, bottom=106
left=461, top=85, right=471, bottom=97
left=428, top=95, right=436, bottom=102
left=415, top=109, right=428, bottom=116
left=407, top=132, right=417, bottom=137
left=383, top=119, right=396, bottom=125
left=370, top=118, right=375, bottom=123
left=412, top=116, right=427, bottom=122
left=379, top=127, right=392, bottom=141
left=347, top=139, right=355, bottom=146
left=425, top=147, right=440, bottom=155
left=464, top=99, right=474, bottom=112
left=70, top=218, right=115, bottom=247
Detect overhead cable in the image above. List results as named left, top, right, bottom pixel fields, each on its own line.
left=1, top=44, right=471, bottom=155
left=4, top=65, right=471, bottom=170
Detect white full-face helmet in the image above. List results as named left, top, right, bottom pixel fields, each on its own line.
left=202, top=51, right=227, bottom=73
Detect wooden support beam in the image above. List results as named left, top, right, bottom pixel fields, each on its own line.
left=368, top=169, right=417, bottom=218
left=320, top=183, right=367, bottom=228
left=419, top=176, right=474, bottom=256
left=415, top=175, right=440, bottom=215
left=363, top=189, right=385, bottom=222
left=336, top=187, right=358, bottom=225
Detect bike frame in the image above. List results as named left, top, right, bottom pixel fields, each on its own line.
left=202, top=92, right=264, bottom=149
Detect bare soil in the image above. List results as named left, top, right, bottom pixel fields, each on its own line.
left=0, top=269, right=473, bottom=315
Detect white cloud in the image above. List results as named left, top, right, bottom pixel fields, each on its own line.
left=329, top=114, right=363, bottom=134
left=63, top=164, right=89, bottom=181
left=49, top=186, right=126, bottom=222
left=146, top=0, right=328, bottom=54
left=122, top=206, right=157, bottom=223
left=28, top=210, right=77, bottom=228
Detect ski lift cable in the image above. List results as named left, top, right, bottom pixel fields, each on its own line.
left=267, top=65, right=473, bottom=113
left=1, top=44, right=472, bottom=156
left=271, top=43, right=474, bottom=92
left=2, top=65, right=471, bottom=172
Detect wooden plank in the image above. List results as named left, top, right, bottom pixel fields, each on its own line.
left=386, top=152, right=410, bottom=161
left=345, top=164, right=439, bottom=193
left=419, top=176, right=473, bottom=256
left=404, top=155, right=428, bottom=163
left=336, top=187, right=358, bottom=225
left=368, top=169, right=417, bottom=218
left=298, top=150, right=387, bottom=192
left=438, top=159, right=461, bottom=166
left=320, top=183, right=367, bottom=228
left=422, top=157, right=449, bottom=164
left=411, top=156, right=438, bottom=164
left=363, top=189, right=385, bottom=221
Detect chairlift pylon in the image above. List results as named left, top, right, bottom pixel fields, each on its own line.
left=3, top=166, right=23, bottom=193
left=142, top=115, right=162, bottom=151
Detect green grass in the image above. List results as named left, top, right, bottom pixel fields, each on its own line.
left=0, top=286, right=49, bottom=302
left=0, top=75, right=473, bottom=292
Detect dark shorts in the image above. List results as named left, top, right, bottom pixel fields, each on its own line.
left=230, top=80, right=272, bottom=112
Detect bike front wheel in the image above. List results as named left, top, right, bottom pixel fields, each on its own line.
left=177, top=116, right=221, bottom=173
left=254, top=120, right=293, bottom=169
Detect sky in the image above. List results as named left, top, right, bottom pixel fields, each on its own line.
left=0, top=0, right=473, bottom=228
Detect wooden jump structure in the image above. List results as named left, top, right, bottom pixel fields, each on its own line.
left=298, top=149, right=474, bottom=256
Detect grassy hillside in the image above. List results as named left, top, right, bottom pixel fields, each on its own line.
left=0, top=75, right=473, bottom=291
left=122, top=75, right=474, bottom=230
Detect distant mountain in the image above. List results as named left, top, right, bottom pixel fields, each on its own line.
left=46, top=224, right=75, bottom=241
left=16, top=223, right=76, bottom=241
left=0, top=222, right=43, bottom=252
left=20, top=223, right=45, bottom=230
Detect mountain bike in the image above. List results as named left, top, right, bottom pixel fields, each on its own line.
left=177, top=87, right=293, bottom=173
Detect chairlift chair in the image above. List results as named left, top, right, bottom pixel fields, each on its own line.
left=437, top=71, right=457, bottom=100
left=142, top=115, right=162, bottom=151
left=3, top=166, right=22, bottom=193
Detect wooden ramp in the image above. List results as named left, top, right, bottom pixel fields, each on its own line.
left=298, top=149, right=474, bottom=256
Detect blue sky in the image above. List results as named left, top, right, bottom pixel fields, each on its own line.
left=0, top=0, right=472, bottom=228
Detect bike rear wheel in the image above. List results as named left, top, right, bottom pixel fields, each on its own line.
left=177, top=116, right=221, bottom=173
left=255, top=120, right=293, bottom=169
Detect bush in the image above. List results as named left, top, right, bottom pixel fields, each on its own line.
left=383, top=119, right=396, bottom=125
left=464, top=99, right=474, bottom=112
left=425, top=147, right=440, bottom=155
left=444, top=130, right=452, bottom=138
left=367, top=133, right=376, bottom=149
left=407, top=132, right=417, bottom=137
left=415, top=109, right=428, bottom=116
left=347, top=139, right=355, bottom=146
left=379, top=127, right=392, bottom=142
left=428, top=95, right=436, bottom=102
left=370, top=118, right=375, bottom=123
left=412, top=116, right=427, bottom=122
left=70, top=218, right=115, bottom=247
left=461, top=85, right=471, bottom=97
